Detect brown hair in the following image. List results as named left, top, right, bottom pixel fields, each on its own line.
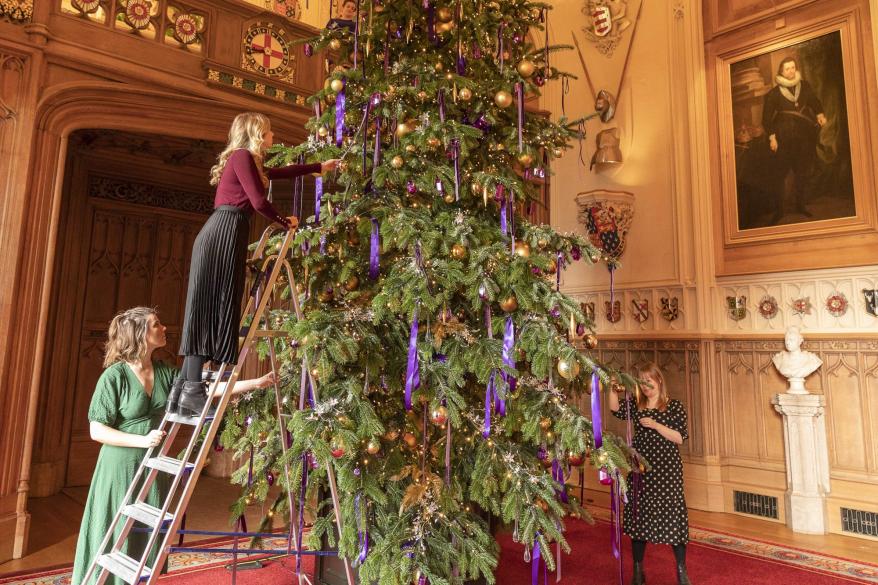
left=776, top=56, right=798, bottom=76
left=103, top=307, right=156, bottom=367
left=636, top=361, right=670, bottom=412
left=209, top=112, right=270, bottom=187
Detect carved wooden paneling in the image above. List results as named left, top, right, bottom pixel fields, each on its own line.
left=703, top=0, right=819, bottom=39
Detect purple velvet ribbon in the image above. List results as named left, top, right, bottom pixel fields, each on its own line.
left=314, top=177, right=322, bottom=223
left=556, top=251, right=563, bottom=291
left=501, top=316, right=515, bottom=398
left=369, top=218, right=380, bottom=279
left=335, top=85, right=346, bottom=147
left=452, top=140, right=460, bottom=201
left=483, top=369, right=495, bottom=438
left=247, top=447, right=254, bottom=486
left=456, top=54, right=466, bottom=75
left=426, top=2, right=437, bottom=44
left=355, top=493, right=369, bottom=563
left=591, top=369, right=603, bottom=448
left=552, top=459, right=569, bottom=503
left=438, top=88, right=446, bottom=123
left=404, top=304, right=420, bottom=410
left=499, top=186, right=507, bottom=234
left=531, top=537, right=547, bottom=585
left=515, top=82, right=524, bottom=151
left=610, top=474, right=622, bottom=583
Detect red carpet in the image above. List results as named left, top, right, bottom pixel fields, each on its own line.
left=495, top=519, right=867, bottom=584
left=161, top=553, right=316, bottom=584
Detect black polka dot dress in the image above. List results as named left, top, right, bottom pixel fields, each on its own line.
left=612, top=397, right=689, bottom=545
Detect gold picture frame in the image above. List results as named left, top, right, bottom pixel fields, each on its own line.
left=707, top=0, right=878, bottom=275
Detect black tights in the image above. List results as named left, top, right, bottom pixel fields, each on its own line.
left=632, top=540, right=686, bottom=565
left=181, top=355, right=209, bottom=383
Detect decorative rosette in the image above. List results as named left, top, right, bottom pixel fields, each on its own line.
left=172, top=11, right=201, bottom=44
left=72, top=0, right=101, bottom=14
left=123, top=0, right=152, bottom=30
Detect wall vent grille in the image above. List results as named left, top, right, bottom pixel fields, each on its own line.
left=733, top=490, right=779, bottom=519
left=841, top=508, right=878, bottom=537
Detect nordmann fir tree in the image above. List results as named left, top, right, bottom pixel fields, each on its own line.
left=219, top=0, right=639, bottom=583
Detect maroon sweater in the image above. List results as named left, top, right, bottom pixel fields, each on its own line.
left=215, top=149, right=321, bottom=225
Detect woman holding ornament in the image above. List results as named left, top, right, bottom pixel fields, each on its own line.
left=167, top=112, right=338, bottom=417
left=73, top=307, right=276, bottom=585
left=608, top=362, right=692, bottom=585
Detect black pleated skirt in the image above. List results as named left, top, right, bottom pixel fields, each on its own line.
left=179, top=205, right=251, bottom=365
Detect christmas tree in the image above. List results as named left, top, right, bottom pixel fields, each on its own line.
left=220, top=1, right=638, bottom=582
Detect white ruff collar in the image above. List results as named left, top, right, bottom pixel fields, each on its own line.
left=775, top=71, right=802, bottom=88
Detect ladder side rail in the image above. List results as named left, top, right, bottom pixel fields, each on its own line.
left=143, top=225, right=297, bottom=584
left=268, top=340, right=300, bottom=555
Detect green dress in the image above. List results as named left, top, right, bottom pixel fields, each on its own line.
left=71, top=361, right=177, bottom=585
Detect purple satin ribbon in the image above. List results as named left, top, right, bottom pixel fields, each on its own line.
left=611, top=474, right=622, bottom=584
left=426, top=2, right=437, bottom=44
left=531, top=537, right=547, bottom=585
left=369, top=218, right=380, bottom=279
left=335, top=85, right=346, bottom=147
left=355, top=493, right=369, bottom=563
left=499, top=186, right=507, bottom=234
left=501, top=316, right=515, bottom=398
left=516, top=82, right=524, bottom=151
left=295, top=453, right=309, bottom=575
left=314, top=177, right=323, bottom=223
left=556, top=252, right=563, bottom=291
left=247, top=447, right=254, bottom=486
left=483, top=369, right=495, bottom=438
left=591, top=369, right=603, bottom=448
left=404, top=304, right=420, bottom=410
left=552, top=459, right=569, bottom=503
left=452, top=140, right=460, bottom=201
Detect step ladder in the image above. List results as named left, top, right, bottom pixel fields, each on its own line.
left=81, top=221, right=355, bottom=585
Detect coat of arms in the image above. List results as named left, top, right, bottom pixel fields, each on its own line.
left=826, top=292, right=849, bottom=318
left=605, top=300, right=622, bottom=323
left=864, top=289, right=878, bottom=317
left=631, top=299, right=649, bottom=323
left=581, top=301, right=596, bottom=323
left=582, top=0, right=633, bottom=55
left=660, top=297, right=679, bottom=322
left=726, top=295, right=747, bottom=321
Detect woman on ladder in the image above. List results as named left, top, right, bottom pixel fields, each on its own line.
left=168, top=112, right=338, bottom=416
left=72, top=307, right=277, bottom=585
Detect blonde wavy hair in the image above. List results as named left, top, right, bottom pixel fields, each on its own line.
left=103, top=307, right=156, bottom=367
left=209, top=112, right=271, bottom=186
left=636, top=361, right=670, bottom=412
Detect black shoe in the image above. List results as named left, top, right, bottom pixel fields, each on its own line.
left=676, top=563, right=691, bottom=585
left=177, top=381, right=215, bottom=417
left=166, top=376, right=184, bottom=414
left=631, top=562, right=646, bottom=585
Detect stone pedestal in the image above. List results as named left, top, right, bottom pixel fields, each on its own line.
left=771, top=393, right=831, bottom=534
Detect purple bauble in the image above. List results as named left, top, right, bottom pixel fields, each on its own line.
left=474, top=115, right=490, bottom=132
left=456, top=55, right=467, bottom=75
left=533, top=71, right=545, bottom=87
left=406, top=180, right=417, bottom=194
left=550, top=306, right=560, bottom=318
left=571, top=245, right=582, bottom=261
left=531, top=267, right=543, bottom=276
left=266, top=471, right=275, bottom=486
left=478, top=284, right=488, bottom=299
left=303, top=43, right=313, bottom=57
left=512, top=33, right=522, bottom=44
left=354, top=467, right=361, bottom=477
left=576, top=323, right=586, bottom=336
left=537, top=446, right=548, bottom=460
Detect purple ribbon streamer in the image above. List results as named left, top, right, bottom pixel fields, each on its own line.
left=426, top=2, right=437, bottom=44
left=373, top=116, right=382, bottom=170
left=483, top=370, right=495, bottom=438
left=247, top=447, right=254, bottom=486
left=515, top=82, right=524, bottom=151
left=355, top=493, right=369, bottom=563
left=295, top=453, right=309, bottom=575
left=314, top=177, right=323, bottom=223
left=319, top=235, right=326, bottom=255
left=237, top=514, right=247, bottom=535
left=335, top=85, right=346, bottom=147
left=552, top=459, right=569, bottom=503
left=369, top=218, right=380, bottom=279
left=591, top=369, right=603, bottom=448
left=404, top=304, right=420, bottom=410
left=500, top=316, right=515, bottom=399
left=499, top=186, right=507, bottom=234
left=556, top=252, right=563, bottom=291
left=452, top=140, right=460, bottom=201
left=498, top=23, right=505, bottom=72
left=353, top=0, right=360, bottom=70
left=438, top=88, right=446, bottom=123
left=531, top=537, right=547, bottom=585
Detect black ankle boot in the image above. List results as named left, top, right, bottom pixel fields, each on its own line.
left=630, top=562, right=646, bottom=585
left=166, top=376, right=184, bottom=414
left=676, top=563, right=691, bottom=585
left=177, top=381, right=214, bottom=417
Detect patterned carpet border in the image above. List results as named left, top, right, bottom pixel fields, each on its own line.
left=2, top=519, right=877, bottom=585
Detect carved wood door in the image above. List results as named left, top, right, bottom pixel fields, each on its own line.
left=65, top=199, right=205, bottom=486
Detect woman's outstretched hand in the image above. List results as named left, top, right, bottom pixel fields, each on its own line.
left=321, top=159, right=341, bottom=173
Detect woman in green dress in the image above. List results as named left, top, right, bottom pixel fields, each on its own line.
left=72, top=307, right=275, bottom=585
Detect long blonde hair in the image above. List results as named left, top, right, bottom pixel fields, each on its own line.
left=209, top=112, right=270, bottom=186
left=636, top=361, right=670, bottom=412
left=103, top=307, right=156, bottom=367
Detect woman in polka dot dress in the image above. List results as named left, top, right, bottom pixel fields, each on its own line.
left=609, top=362, right=692, bottom=585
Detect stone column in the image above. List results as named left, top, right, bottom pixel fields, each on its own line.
left=771, top=393, right=831, bottom=534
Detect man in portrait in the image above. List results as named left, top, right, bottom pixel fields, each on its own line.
left=761, top=57, right=827, bottom=223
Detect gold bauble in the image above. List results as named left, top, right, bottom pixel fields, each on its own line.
left=451, top=243, right=467, bottom=259
left=417, top=90, right=428, bottom=100
left=427, top=137, right=441, bottom=148
left=546, top=259, right=557, bottom=274
left=537, top=238, right=548, bottom=249
left=500, top=295, right=518, bottom=312
left=597, top=451, right=609, bottom=465
left=344, top=275, right=360, bottom=291
left=391, top=155, right=404, bottom=169
left=516, top=59, right=536, bottom=78
left=403, top=432, right=417, bottom=448
left=258, top=431, right=268, bottom=442
left=317, top=126, right=329, bottom=137
left=405, top=144, right=417, bottom=153
left=386, top=84, right=396, bottom=96
left=366, top=439, right=381, bottom=455
left=383, top=429, right=399, bottom=441
left=337, top=414, right=352, bottom=427
left=437, top=20, right=455, bottom=33
left=585, top=334, right=598, bottom=350
left=330, top=78, right=344, bottom=93
left=539, top=417, right=552, bottom=430
left=552, top=147, right=563, bottom=158
left=517, top=153, right=534, bottom=167
left=310, top=367, right=320, bottom=380
left=459, top=87, right=473, bottom=101
left=434, top=61, right=444, bottom=71
left=328, top=38, right=341, bottom=51
left=513, top=241, right=531, bottom=258
left=396, top=122, right=413, bottom=137
left=494, top=90, right=513, bottom=108
left=444, top=193, right=455, bottom=203
left=436, top=6, right=452, bottom=21
left=430, top=405, right=448, bottom=425
left=557, top=357, right=581, bottom=380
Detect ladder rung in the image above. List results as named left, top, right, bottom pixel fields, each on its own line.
left=145, top=456, right=194, bottom=476
left=96, top=551, right=152, bottom=584
left=167, top=411, right=216, bottom=426
left=122, top=502, right=174, bottom=529
left=252, top=329, right=288, bottom=338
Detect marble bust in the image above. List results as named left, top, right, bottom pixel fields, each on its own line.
left=772, top=326, right=823, bottom=394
